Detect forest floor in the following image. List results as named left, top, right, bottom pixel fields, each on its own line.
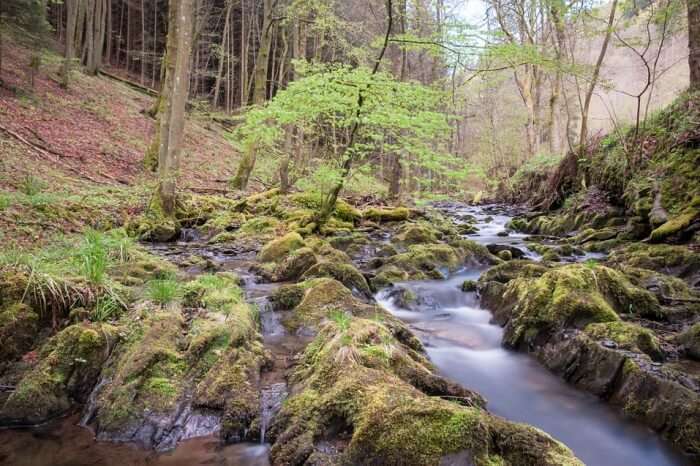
left=0, top=30, right=240, bottom=247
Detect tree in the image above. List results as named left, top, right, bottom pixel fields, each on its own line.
left=61, top=0, right=78, bottom=88
left=578, top=0, right=618, bottom=152
left=689, top=0, right=700, bottom=88
left=0, top=0, right=50, bottom=78
left=151, top=0, right=195, bottom=217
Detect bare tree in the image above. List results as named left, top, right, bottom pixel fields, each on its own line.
left=152, top=0, right=195, bottom=216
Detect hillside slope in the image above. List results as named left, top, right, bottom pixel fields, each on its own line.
left=0, top=32, right=238, bottom=246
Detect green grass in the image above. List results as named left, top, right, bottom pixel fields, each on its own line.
left=91, top=295, right=123, bottom=322
left=328, top=309, right=352, bottom=331
left=19, top=175, right=46, bottom=196
left=76, top=229, right=110, bottom=285
left=0, top=193, right=10, bottom=211
left=147, top=277, right=181, bottom=306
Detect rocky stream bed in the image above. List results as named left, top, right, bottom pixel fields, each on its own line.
left=0, top=199, right=698, bottom=466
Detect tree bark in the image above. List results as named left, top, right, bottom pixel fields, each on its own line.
left=62, top=0, right=78, bottom=87
left=689, top=0, right=700, bottom=88
left=213, top=0, right=233, bottom=108
left=250, top=0, right=275, bottom=105
left=153, top=0, right=195, bottom=217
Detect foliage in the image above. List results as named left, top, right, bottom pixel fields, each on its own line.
left=231, top=62, right=454, bottom=198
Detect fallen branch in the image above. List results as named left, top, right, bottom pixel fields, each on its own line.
left=0, top=124, right=58, bottom=160
left=100, top=70, right=158, bottom=96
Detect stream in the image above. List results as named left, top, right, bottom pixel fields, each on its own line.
left=377, top=204, right=691, bottom=466
left=0, top=205, right=693, bottom=465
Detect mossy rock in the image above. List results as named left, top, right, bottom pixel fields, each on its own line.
left=607, top=243, right=700, bottom=285
left=494, top=264, right=661, bottom=348
left=396, top=223, right=440, bottom=245
left=478, top=260, right=549, bottom=285
left=258, top=232, right=305, bottom=263
left=363, top=206, right=410, bottom=222
left=1, top=322, right=118, bottom=425
left=371, top=265, right=410, bottom=289
left=273, top=247, right=318, bottom=282
left=126, top=212, right=179, bottom=242
left=497, top=250, right=513, bottom=261
left=584, top=321, right=664, bottom=361
left=290, top=193, right=361, bottom=223
left=0, top=303, right=40, bottom=362
left=94, top=311, right=186, bottom=435
left=301, top=261, right=372, bottom=298
left=270, top=313, right=581, bottom=466
left=285, top=279, right=361, bottom=331
left=461, top=280, right=477, bottom=292
left=677, top=322, right=700, bottom=360
left=650, top=205, right=700, bottom=243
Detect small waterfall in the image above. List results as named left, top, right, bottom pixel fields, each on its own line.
left=259, top=383, right=287, bottom=444
left=79, top=377, right=111, bottom=427
left=179, top=228, right=201, bottom=243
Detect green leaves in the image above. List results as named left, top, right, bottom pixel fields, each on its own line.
left=231, top=61, right=453, bottom=196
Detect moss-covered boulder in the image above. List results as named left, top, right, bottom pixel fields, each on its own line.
left=608, top=243, right=700, bottom=287
left=0, top=322, right=118, bottom=425
left=301, top=261, right=372, bottom=298
left=94, top=311, right=186, bottom=442
left=259, top=232, right=305, bottom=263
left=584, top=321, right=664, bottom=361
left=363, top=206, right=410, bottom=222
left=0, top=303, right=40, bottom=362
left=650, top=198, right=700, bottom=243
left=489, top=264, right=661, bottom=349
left=269, top=311, right=582, bottom=466
left=395, top=223, right=440, bottom=245
left=677, top=322, right=700, bottom=360
left=272, top=247, right=318, bottom=282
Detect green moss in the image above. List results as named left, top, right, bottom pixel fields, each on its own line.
left=478, top=260, right=549, bottom=284
left=1, top=322, right=117, bottom=424
left=497, top=264, right=661, bottom=348
left=0, top=302, right=40, bottom=361
left=258, top=232, right=305, bottom=263
left=650, top=206, right=699, bottom=242
left=271, top=309, right=582, bottom=466
left=395, top=223, right=440, bottom=245
left=363, top=206, right=410, bottom=222
left=677, top=322, right=700, bottom=360
left=585, top=321, right=664, bottom=361
left=301, top=261, right=371, bottom=297
left=95, top=311, right=185, bottom=430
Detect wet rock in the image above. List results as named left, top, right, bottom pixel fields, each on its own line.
left=362, top=207, right=411, bottom=222
left=461, top=280, right=477, bottom=292
left=486, top=244, right=526, bottom=260
left=0, top=322, right=119, bottom=426
left=258, top=232, right=305, bottom=263
left=537, top=330, right=700, bottom=456
left=677, top=323, right=700, bottom=360
left=489, top=264, right=662, bottom=349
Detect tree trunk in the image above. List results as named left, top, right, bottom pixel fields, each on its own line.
left=62, top=0, right=78, bottom=88
left=689, top=0, right=700, bottom=88
left=153, top=0, right=195, bottom=217
left=251, top=0, right=274, bottom=105
left=213, top=0, right=233, bottom=108
left=579, top=0, right=618, bottom=151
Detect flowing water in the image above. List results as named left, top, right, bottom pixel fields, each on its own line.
left=0, top=205, right=693, bottom=465
left=377, top=204, right=692, bottom=466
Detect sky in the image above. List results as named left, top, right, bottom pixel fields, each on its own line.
left=455, top=0, right=488, bottom=25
